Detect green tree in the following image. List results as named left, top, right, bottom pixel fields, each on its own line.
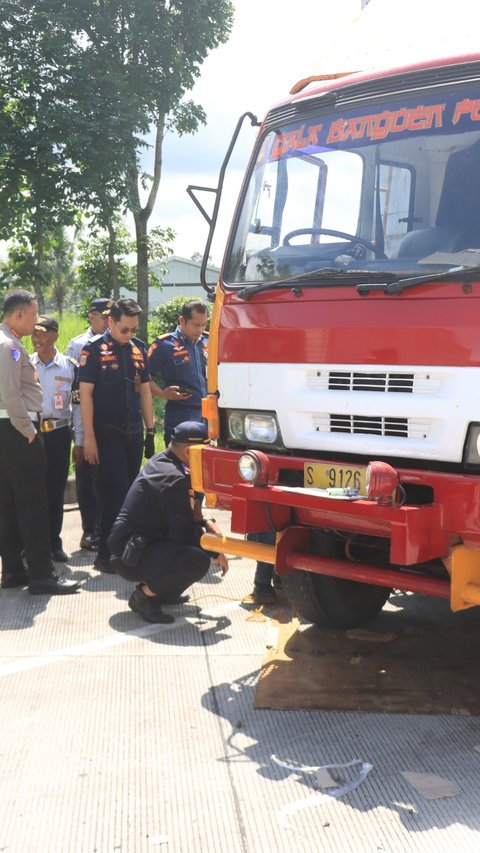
left=0, top=0, right=234, bottom=339
left=0, top=226, right=77, bottom=315
left=75, top=224, right=136, bottom=310
left=149, top=294, right=211, bottom=339
left=191, top=251, right=213, bottom=265
left=0, top=8, right=87, bottom=308
left=47, top=226, right=78, bottom=317
left=76, top=222, right=175, bottom=329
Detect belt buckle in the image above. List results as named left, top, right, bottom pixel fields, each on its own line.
left=41, top=418, right=54, bottom=433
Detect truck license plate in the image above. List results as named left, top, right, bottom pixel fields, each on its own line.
left=304, top=462, right=366, bottom=492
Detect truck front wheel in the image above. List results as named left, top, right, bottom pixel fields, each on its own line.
left=280, top=570, right=391, bottom=629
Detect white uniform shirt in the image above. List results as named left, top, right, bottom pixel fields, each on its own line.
left=66, top=327, right=100, bottom=363
left=0, top=323, right=42, bottom=439
left=30, top=349, right=84, bottom=445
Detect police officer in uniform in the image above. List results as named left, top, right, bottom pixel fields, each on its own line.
left=108, top=421, right=228, bottom=624
left=148, top=299, right=209, bottom=444
left=66, top=297, right=111, bottom=551
left=79, top=297, right=155, bottom=573
left=31, top=316, right=84, bottom=562
left=0, top=290, right=79, bottom=594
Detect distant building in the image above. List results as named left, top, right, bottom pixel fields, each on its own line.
left=120, top=255, right=219, bottom=309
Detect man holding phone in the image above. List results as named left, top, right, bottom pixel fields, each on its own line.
left=148, top=299, right=208, bottom=445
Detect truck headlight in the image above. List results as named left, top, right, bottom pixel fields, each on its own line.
left=228, top=411, right=245, bottom=440
left=463, top=423, right=480, bottom=470
left=245, top=414, right=277, bottom=443
left=227, top=410, right=280, bottom=445
left=238, top=450, right=269, bottom=485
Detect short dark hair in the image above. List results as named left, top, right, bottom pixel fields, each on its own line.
left=110, top=298, right=142, bottom=322
left=2, top=289, right=37, bottom=318
left=180, top=299, right=208, bottom=321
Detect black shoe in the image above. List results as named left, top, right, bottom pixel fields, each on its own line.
left=1, top=571, right=30, bottom=589
left=80, top=532, right=100, bottom=551
left=51, top=548, right=69, bottom=563
left=29, top=575, right=80, bottom=595
left=94, top=555, right=116, bottom=574
left=128, top=587, right=175, bottom=624
left=156, top=593, right=190, bottom=605
left=250, top=584, right=277, bottom=605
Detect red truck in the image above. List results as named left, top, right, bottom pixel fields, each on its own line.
left=188, top=52, right=480, bottom=627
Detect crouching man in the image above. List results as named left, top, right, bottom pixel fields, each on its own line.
left=108, top=420, right=228, bottom=624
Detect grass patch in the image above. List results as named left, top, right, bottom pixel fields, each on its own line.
left=23, top=310, right=87, bottom=355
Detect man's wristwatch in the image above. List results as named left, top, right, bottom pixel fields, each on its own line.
left=146, top=427, right=156, bottom=435
left=201, top=516, right=216, bottom=526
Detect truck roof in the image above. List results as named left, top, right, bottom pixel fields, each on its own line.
left=267, top=52, right=480, bottom=119
left=291, top=52, right=480, bottom=96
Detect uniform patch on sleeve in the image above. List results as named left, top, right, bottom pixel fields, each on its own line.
left=79, top=352, right=89, bottom=366
left=10, top=348, right=21, bottom=362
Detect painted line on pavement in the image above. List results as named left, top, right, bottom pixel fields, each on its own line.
left=0, top=600, right=241, bottom=678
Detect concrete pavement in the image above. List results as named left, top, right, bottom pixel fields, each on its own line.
left=1, top=506, right=480, bottom=852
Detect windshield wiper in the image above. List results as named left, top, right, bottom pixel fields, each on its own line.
left=385, top=265, right=480, bottom=294
left=236, top=268, right=398, bottom=300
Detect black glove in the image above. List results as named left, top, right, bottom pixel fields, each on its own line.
left=144, top=432, right=155, bottom=459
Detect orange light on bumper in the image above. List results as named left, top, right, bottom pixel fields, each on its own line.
left=202, top=394, right=219, bottom=439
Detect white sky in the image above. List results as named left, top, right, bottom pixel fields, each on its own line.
left=144, top=0, right=362, bottom=265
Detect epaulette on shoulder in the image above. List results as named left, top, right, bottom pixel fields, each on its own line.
left=156, top=333, right=173, bottom=341
left=66, top=355, right=79, bottom=367
left=131, top=335, right=146, bottom=347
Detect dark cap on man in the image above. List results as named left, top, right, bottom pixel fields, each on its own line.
left=171, top=421, right=209, bottom=444
left=88, top=297, right=113, bottom=315
left=34, top=316, right=59, bottom=333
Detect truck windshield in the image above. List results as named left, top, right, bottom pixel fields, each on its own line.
left=224, top=85, right=480, bottom=286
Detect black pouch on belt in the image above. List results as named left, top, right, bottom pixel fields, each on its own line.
left=122, top=534, right=148, bottom=568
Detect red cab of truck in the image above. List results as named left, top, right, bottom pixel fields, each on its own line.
left=189, top=53, right=480, bottom=627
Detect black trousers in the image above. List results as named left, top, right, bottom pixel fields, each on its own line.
left=74, top=458, right=98, bottom=534
left=246, top=531, right=275, bottom=586
left=96, top=429, right=144, bottom=559
left=43, top=426, right=71, bottom=551
left=110, top=541, right=210, bottom=598
left=0, top=421, right=53, bottom=581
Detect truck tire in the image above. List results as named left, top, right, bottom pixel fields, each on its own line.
left=280, top=570, right=391, bottom=629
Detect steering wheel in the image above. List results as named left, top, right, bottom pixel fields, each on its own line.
left=282, top=227, right=387, bottom=259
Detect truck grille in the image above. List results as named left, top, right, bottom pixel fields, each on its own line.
left=313, top=414, right=431, bottom=439
left=329, top=371, right=414, bottom=392
left=306, top=369, right=441, bottom=394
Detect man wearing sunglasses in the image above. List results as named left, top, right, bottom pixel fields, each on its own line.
left=66, top=296, right=112, bottom=552
left=79, top=298, right=155, bottom=573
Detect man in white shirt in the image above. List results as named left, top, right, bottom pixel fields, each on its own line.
left=31, top=316, right=84, bottom=562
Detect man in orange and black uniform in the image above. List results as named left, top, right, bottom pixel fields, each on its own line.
left=79, top=298, right=155, bottom=573
left=148, top=299, right=208, bottom=445
left=66, top=296, right=111, bottom=551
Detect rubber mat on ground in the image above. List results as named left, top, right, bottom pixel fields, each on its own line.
left=255, top=616, right=480, bottom=714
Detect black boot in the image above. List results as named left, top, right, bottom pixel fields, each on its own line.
left=128, top=586, right=175, bottom=624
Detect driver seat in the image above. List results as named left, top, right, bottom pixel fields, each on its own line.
left=398, top=139, right=480, bottom=259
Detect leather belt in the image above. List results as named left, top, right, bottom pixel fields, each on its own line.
left=0, top=409, right=39, bottom=421
left=39, top=418, right=70, bottom=433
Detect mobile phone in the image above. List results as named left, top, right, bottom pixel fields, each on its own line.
left=178, top=386, right=191, bottom=395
